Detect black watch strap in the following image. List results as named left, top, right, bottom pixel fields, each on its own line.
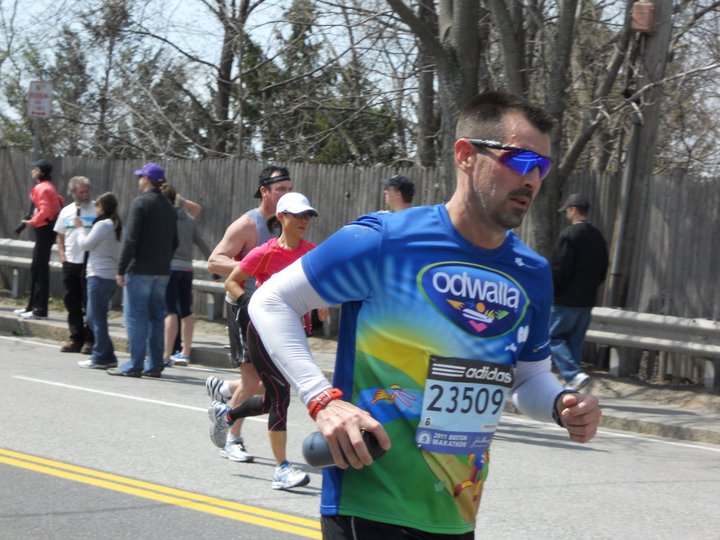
left=552, top=389, right=579, bottom=427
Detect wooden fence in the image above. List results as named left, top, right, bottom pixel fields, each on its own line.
left=1, top=148, right=718, bottom=383
left=0, top=150, right=448, bottom=249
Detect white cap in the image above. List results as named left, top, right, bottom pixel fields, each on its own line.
left=276, top=192, right=318, bottom=216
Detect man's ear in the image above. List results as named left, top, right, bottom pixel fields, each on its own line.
left=454, top=138, right=476, bottom=172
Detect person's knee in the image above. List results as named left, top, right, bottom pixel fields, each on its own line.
left=240, top=365, right=261, bottom=390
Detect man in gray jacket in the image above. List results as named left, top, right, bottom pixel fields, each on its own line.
left=108, top=163, right=178, bottom=378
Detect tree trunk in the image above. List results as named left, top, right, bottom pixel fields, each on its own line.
left=614, top=0, right=673, bottom=309
left=416, top=0, right=437, bottom=167
left=389, top=0, right=483, bottom=195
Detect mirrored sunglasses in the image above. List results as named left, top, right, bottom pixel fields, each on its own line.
left=466, top=138, right=553, bottom=180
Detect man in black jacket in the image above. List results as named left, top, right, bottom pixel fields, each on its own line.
left=108, top=163, right=178, bottom=378
left=550, top=193, right=609, bottom=390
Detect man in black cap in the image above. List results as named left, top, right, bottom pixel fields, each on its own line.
left=382, top=174, right=415, bottom=212
left=550, top=193, right=609, bottom=391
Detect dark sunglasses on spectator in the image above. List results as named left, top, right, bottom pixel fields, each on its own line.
left=465, top=138, right=553, bottom=180
left=283, top=211, right=316, bottom=220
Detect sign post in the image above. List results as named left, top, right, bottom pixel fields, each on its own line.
left=27, top=81, right=53, bottom=160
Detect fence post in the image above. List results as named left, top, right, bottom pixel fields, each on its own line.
left=704, top=359, right=720, bottom=389
left=11, top=268, right=19, bottom=298
left=206, top=293, right=215, bottom=322
left=609, top=347, right=641, bottom=378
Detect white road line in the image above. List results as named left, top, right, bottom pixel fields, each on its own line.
left=0, top=335, right=238, bottom=374
left=12, top=376, right=265, bottom=423
left=499, top=414, right=720, bottom=453
left=0, top=334, right=58, bottom=348
left=13, top=376, right=206, bottom=411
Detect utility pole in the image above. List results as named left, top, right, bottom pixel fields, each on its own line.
left=606, top=0, right=673, bottom=308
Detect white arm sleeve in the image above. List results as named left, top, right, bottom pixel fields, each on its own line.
left=511, top=357, right=565, bottom=423
left=248, top=259, right=333, bottom=405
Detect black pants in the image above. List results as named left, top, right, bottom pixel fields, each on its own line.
left=62, top=261, right=93, bottom=345
left=26, top=224, right=56, bottom=317
left=227, top=321, right=291, bottom=431
left=226, top=294, right=252, bottom=367
left=321, top=516, right=474, bottom=540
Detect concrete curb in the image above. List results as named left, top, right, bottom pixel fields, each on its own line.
left=598, top=415, right=720, bottom=446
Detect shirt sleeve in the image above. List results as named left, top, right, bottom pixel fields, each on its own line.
left=301, top=214, right=384, bottom=304
left=53, top=206, right=68, bottom=234
left=511, top=357, right=565, bottom=423
left=248, top=259, right=333, bottom=404
left=238, top=242, right=269, bottom=276
left=518, top=262, right=553, bottom=362
left=117, top=199, right=141, bottom=275
left=76, top=220, right=107, bottom=252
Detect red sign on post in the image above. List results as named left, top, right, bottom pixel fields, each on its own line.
left=27, top=81, right=53, bottom=118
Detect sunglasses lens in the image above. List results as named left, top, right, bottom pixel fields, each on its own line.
left=502, top=151, right=552, bottom=179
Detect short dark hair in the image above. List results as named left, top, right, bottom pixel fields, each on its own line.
left=383, top=175, right=415, bottom=203
left=455, top=91, right=554, bottom=141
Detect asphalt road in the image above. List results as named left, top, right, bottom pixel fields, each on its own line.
left=2, top=333, right=720, bottom=539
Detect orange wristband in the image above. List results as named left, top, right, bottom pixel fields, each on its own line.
left=308, top=388, right=343, bottom=420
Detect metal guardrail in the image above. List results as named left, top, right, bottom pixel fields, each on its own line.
left=0, top=238, right=225, bottom=320
left=587, top=307, right=720, bottom=357
left=3, top=238, right=719, bottom=385
left=587, top=306, right=720, bottom=388
left=0, top=238, right=339, bottom=334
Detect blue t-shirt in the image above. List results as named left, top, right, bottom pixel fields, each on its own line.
left=302, top=204, right=552, bottom=534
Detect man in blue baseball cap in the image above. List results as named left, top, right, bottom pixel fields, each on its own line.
left=108, top=162, right=177, bottom=378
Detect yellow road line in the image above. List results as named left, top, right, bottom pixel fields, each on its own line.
left=0, top=448, right=321, bottom=539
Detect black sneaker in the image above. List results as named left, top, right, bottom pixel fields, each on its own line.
left=107, top=368, right=142, bottom=377
left=142, top=367, right=163, bottom=378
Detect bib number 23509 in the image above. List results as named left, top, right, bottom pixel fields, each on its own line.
left=415, top=356, right=513, bottom=455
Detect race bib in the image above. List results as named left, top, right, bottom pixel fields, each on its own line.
left=415, top=356, right=513, bottom=454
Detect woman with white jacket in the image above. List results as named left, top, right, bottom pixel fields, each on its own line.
left=74, top=192, right=122, bottom=369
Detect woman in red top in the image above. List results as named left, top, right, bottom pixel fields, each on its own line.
left=16, top=159, right=64, bottom=319
left=217, top=192, right=327, bottom=490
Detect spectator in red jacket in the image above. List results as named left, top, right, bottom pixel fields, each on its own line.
left=15, top=159, right=64, bottom=319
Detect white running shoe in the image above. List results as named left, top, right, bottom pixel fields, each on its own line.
left=170, top=353, right=190, bottom=366
left=272, top=462, right=310, bottom=490
left=219, top=439, right=254, bottom=463
left=566, top=372, right=591, bottom=391
left=205, top=376, right=228, bottom=403
left=13, top=308, right=29, bottom=316
left=208, top=400, right=231, bottom=448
